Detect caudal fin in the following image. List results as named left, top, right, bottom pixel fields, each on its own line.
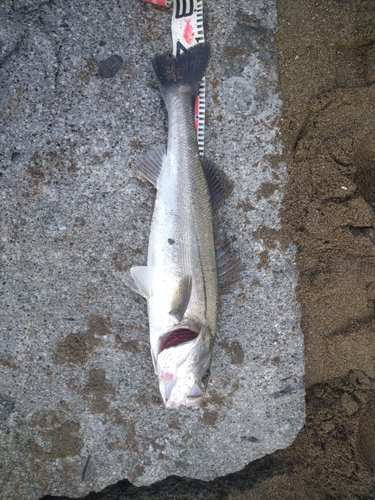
left=152, top=43, right=210, bottom=101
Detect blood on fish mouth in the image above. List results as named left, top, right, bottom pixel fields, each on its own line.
left=160, top=329, right=198, bottom=353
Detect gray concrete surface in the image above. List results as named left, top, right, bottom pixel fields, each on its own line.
left=0, top=0, right=305, bottom=498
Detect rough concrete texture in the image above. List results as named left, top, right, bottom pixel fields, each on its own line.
left=0, top=1, right=304, bottom=498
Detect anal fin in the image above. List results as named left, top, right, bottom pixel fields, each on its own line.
left=169, top=275, right=192, bottom=321
left=201, top=157, right=231, bottom=211
left=135, top=145, right=166, bottom=187
left=216, top=245, right=243, bottom=290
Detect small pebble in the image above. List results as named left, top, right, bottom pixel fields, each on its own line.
left=341, top=392, right=358, bottom=416
left=11, top=152, right=21, bottom=161
left=98, top=54, right=123, bottom=79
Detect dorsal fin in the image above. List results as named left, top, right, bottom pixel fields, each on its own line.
left=201, top=157, right=229, bottom=211
left=134, top=145, right=166, bottom=187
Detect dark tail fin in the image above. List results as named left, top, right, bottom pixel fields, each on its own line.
left=152, top=43, right=210, bottom=101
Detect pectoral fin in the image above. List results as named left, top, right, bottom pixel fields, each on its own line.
left=130, top=266, right=153, bottom=299
left=115, top=266, right=153, bottom=299
left=115, top=271, right=142, bottom=296
left=169, top=275, right=192, bottom=321
left=118, top=266, right=153, bottom=299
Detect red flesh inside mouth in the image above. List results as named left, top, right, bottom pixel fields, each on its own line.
left=160, top=329, right=198, bottom=353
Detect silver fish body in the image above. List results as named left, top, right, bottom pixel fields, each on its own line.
left=127, top=44, right=221, bottom=408
left=148, top=84, right=217, bottom=408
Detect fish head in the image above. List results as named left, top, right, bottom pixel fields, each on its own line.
left=156, top=324, right=213, bottom=409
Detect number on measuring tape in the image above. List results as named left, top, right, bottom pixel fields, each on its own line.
left=175, top=0, right=194, bottom=19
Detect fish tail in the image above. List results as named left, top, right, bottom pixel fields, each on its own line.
left=152, top=43, right=210, bottom=102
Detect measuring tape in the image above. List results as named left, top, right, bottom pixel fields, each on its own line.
left=144, top=0, right=206, bottom=156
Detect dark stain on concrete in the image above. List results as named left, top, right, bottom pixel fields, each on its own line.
left=199, top=409, right=219, bottom=427
left=82, top=368, right=116, bottom=413
left=236, top=197, right=254, bottom=212
left=75, top=57, right=96, bottom=84
left=106, top=410, right=139, bottom=453
left=207, top=388, right=225, bottom=408
left=0, top=357, right=18, bottom=370
left=24, top=143, right=78, bottom=198
left=128, top=464, right=145, bottom=484
left=54, top=314, right=112, bottom=364
left=136, top=392, right=163, bottom=407
left=27, top=166, right=45, bottom=181
left=174, top=460, right=188, bottom=470
left=224, top=11, right=275, bottom=76
left=28, top=411, right=83, bottom=459
left=257, top=249, right=270, bottom=269
left=115, top=335, right=141, bottom=354
left=74, top=216, right=86, bottom=227
left=129, top=138, right=143, bottom=151
left=46, top=421, right=83, bottom=458
left=219, top=340, right=245, bottom=366
left=168, top=418, right=180, bottom=429
left=272, top=356, right=281, bottom=366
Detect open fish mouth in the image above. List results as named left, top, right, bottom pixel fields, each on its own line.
left=159, top=328, right=199, bottom=354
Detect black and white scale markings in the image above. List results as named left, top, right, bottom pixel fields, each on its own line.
left=172, top=0, right=206, bottom=156
left=145, top=0, right=206, bottom=156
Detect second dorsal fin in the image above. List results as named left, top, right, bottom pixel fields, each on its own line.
left=135, top=145, right=166, bottom=187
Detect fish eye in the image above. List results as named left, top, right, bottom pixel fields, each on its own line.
left=202, top=369, right=210, bottom=381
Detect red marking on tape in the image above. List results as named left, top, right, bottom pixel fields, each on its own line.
left=143, top=0, right=171, bottom=7
left=183, top=19, right=194, bottom=45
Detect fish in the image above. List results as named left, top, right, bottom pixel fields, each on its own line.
left=124, top=43, right=236, bottom=409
